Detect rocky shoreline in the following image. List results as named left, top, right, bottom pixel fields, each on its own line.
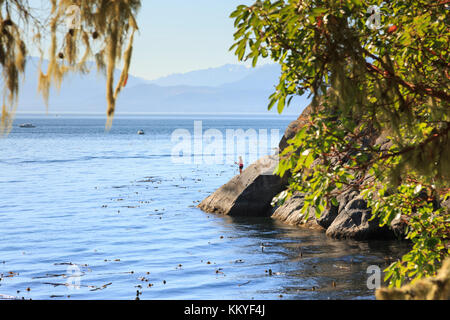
left=197, top=105, right=450, bottom=300
left=198, top=105, right=407, bottom=241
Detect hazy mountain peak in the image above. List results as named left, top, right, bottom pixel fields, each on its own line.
left=149, top=63, right=271, bottom=88
left=16, top=58, right=308, bottom=115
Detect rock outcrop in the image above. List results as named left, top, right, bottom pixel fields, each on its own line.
left=198, top=104, right=407, bottom=240
left=271, top=193, right=323, bottom=230
left=269, top=188, right=404, bottom=240
left=198, top=155, right=286, bottom=217
left=376, top=258, right=450, bottom=300
left=316, top=191, right=355, bottom=229
left=325, top=194, right=398, bottom=240
left=278, top=104, right=313, bottom=151
left=271, top=104, right=406, bottom=240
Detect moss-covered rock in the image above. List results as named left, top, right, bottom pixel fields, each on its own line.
left=376, top=258, right=450, bottom=300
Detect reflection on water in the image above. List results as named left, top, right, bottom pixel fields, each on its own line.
left=0, top=116, right=410, bottom=300
left=217, top=217, right=410, bottom=300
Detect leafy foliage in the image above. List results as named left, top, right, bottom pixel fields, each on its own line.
left=231, top=0, right=449, bottom=287
left=0, top=0, right=140, bottom=134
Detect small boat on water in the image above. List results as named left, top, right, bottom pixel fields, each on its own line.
left=19, top=123, right=36, bottom=128
left=137, top=130, right=145, bottom=135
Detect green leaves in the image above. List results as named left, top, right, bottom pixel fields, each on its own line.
left=310, top=7, right=328, bottom=17
left=365, top=182, right=450, bottom=287
left=231, top=0, right=450, bottom=289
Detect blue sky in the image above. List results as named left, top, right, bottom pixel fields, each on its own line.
left=130, top=0, right=257, bottom=80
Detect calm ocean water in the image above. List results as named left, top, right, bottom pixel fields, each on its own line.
left=0, top=115, right=409, bottom=300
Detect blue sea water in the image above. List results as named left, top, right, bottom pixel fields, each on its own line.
left=0, top=114, right=409, bottom=300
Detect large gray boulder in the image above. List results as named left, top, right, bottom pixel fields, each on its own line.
left=270, top=189, right=404, bottom=240
left=271, top=193, right=323, bottom=230
left=278, top=105, right=313, bottom=151
left=198, top=155, right=286, bottom=217
left=325, top=195, right=399, bottom=240
left=316, top=190, right=360, bottom=229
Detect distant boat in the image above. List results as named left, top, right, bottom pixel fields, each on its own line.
left=19, top=123, right=36, bottom=128
left=137, top=130, right=145, bottom=135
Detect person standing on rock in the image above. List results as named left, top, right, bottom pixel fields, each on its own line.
left=235, top=156, right=244, bottom=174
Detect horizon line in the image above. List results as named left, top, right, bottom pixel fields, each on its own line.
left=14, top=111, right=299, bottom=117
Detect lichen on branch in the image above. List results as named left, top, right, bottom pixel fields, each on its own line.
left=0, top=0, right=141, bottom=135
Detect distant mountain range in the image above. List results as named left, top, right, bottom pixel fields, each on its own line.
left=15, top=57, right=309, bottom=115
left=149, top=64, right=254, bottom=87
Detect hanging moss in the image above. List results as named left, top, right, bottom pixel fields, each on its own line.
left=0, top=0, right=141, bottom=135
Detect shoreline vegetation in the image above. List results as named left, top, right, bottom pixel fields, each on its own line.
left=0, top=0, right=448, bottom=301
left=224, top=0, right=449, bottom=297
left=198, top=103, right=412, bottom=240
left=198, top=100, right=449, bottom=299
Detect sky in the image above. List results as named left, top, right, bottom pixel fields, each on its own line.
left=129, top=0, right=257, bottom=80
